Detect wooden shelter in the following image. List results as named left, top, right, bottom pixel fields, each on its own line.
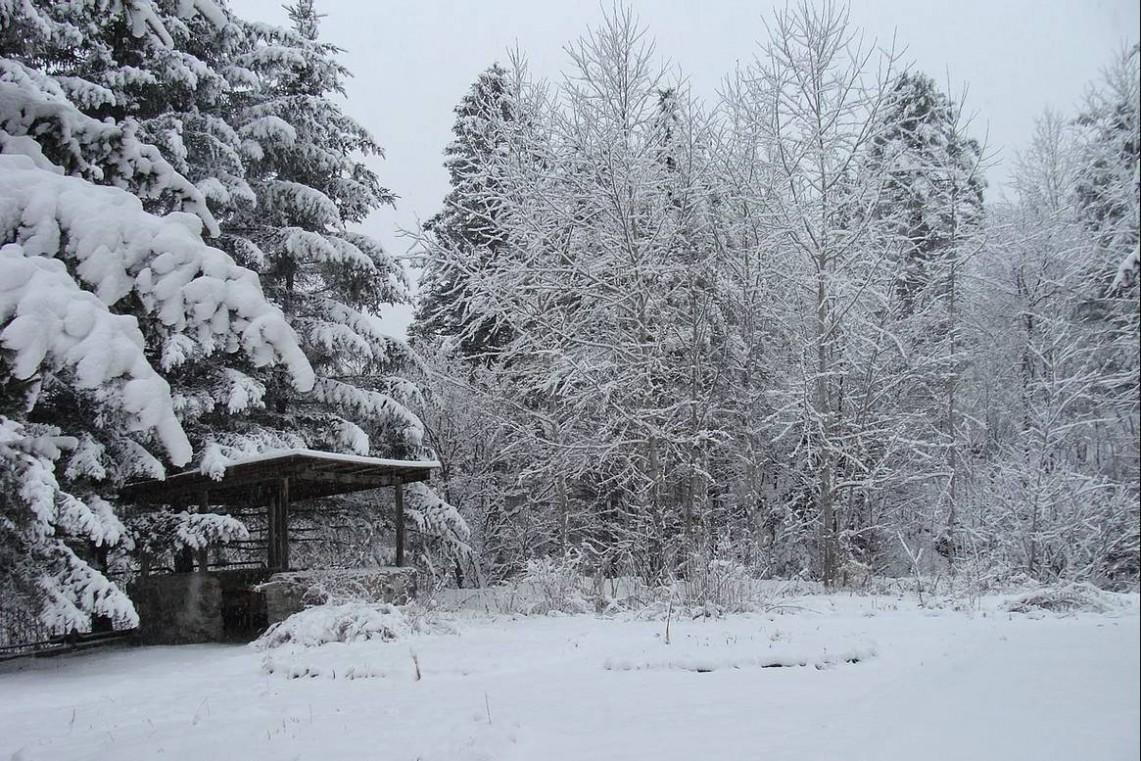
left=119, top=449, right=439, bottom=569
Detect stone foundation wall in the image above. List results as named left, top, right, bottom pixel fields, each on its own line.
left=129, top=567, right=417, bottom=641
left=129, top=573, right=222, bottom=645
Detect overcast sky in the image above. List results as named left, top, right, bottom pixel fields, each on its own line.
left=230, top=0, right=1140, bottom=336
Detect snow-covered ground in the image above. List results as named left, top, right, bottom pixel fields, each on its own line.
left=1, top=592, right=1137, bottom=761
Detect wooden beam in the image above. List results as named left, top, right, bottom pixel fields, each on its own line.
left=173, top=546, right=194, bottom=573
left=266, top=488, right=278, bottom=569
left=121, top=456, right=435, bottom=506
left=197, top=490, right=210, bottom=573
left=119, top=456, right=310, bottom=504
left=280, top=477, right=291, bottom=571
left=394, top=482, right=405, bottom=567
left=293, top=465, right=431, bottom=489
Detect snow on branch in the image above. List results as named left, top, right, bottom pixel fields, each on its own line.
left=37, top=542, right=139, bottom=632
left=0, top=418, right=138, bottom=632
left=0, top=59, right=218, bottom=234
left=310, top=377, right=424, bottom=446
left=174, top=512, right=249, bottom=550
left=0, top=154, right=315, bottom=395
left=127, top=509, right=249, bottom=570
left=405, top=482, right=472, bottom=567
left=0, top=245, right=193, bottom=464
left=1112, top=245, right=1140, bottom=291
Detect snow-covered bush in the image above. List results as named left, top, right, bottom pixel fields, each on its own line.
left=520, top=553, right=592, bottom=614
left=254, top=603, right=412, bottom=649
left=1001, top=582, right=1120, bottom=615
left=670, top=555, right=761, bottom=616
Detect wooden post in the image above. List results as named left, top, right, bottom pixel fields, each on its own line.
left=197, top=491, right=210, bottom=573
left=266, top=489, right=278, bottom=570
left=279, top=477, right=290, bottom=571
left=394, top=481, right=405, bottom=567
left=173, top=546, right=194, bottom=573
left=267, top=478, right=291, bottom=571
left=174, top=497, right=194, bottom=573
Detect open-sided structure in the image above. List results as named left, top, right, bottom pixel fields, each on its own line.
left=120, top=448, right=439, bottom=569
left=118, top=449, right=439, bottom=643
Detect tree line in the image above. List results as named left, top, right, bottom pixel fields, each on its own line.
left=411, top=4, right=1139, bottom=589
left=0, top=1, right=1137, bottom=640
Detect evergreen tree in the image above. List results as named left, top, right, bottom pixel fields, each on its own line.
left=0, top=0, right=313, bottom=634
left=224, top=0, right=471, bottom=568
left=866, top=72, right=987, bottom=560
left=1, top=1, right=312, bottom=499
left=415, top=63, right=516, bottom=358
left=869, top=73, right=985, bottom=315
left=219, top=0, right=419, bottom=465
left=1074, top=45, right=1139, bottom=276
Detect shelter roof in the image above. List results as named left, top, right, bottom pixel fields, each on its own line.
left=118, top=448, right=439, bottom=506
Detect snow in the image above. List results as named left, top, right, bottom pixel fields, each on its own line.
left=173, top=512, right=249, bottom=550
left=221, top=447, right=442, bottom=470
left=254, top=603, right=427, bottom=650
left=1, top=593, right=1136, bottom=761
left=0, top=153, right=316, bottom=396
left=0, top=59, right=218, bottom=234
left=0, top=243, right=191, bottom=463
left=310, top=377, right=426, bottom=448
left=1112, top=245, right=1140, bottom=290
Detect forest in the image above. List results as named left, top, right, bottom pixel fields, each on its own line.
left=0, top=0, right=1138, bottom=641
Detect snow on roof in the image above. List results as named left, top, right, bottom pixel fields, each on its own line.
left=224, top=448, right=441, bottom=471
left=119, top=448, right=440, bottom=505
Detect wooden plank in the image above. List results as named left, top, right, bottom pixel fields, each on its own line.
left=119, top=457, right=309, bottom=504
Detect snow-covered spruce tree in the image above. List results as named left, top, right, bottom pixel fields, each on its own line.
left=1074, top=46, right=1139, bottom=282
left=6, top=1, right=309, bottom=479
left=869, top=74, right=985, bottom=315
left=11, top=0, right=250, bottom=219
left=0, top=1, right=221, bottom=225
left=1, top=1, right=304, bottom=582
left=417, top=57, right=572, bottom=574
left=414, top=63, right=516, bottom=358
left=0, top=2, right=314, bottom=634
left=224, top=1, right=469, bottom=568
left=223, top=0, right=406, bottom=459
left=864, top=72, right=987, bottom=564
left=1067, top=49, right=1139, bottom=583
left=409, top=63, right=522, bottom=580
left=1070, top=47, right=1139, bottom=444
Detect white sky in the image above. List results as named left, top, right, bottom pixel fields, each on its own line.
left=229, top=0, right=1140, bottom=336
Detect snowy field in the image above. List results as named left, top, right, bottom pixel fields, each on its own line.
left=1, top=591, right=1138, bottom=761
